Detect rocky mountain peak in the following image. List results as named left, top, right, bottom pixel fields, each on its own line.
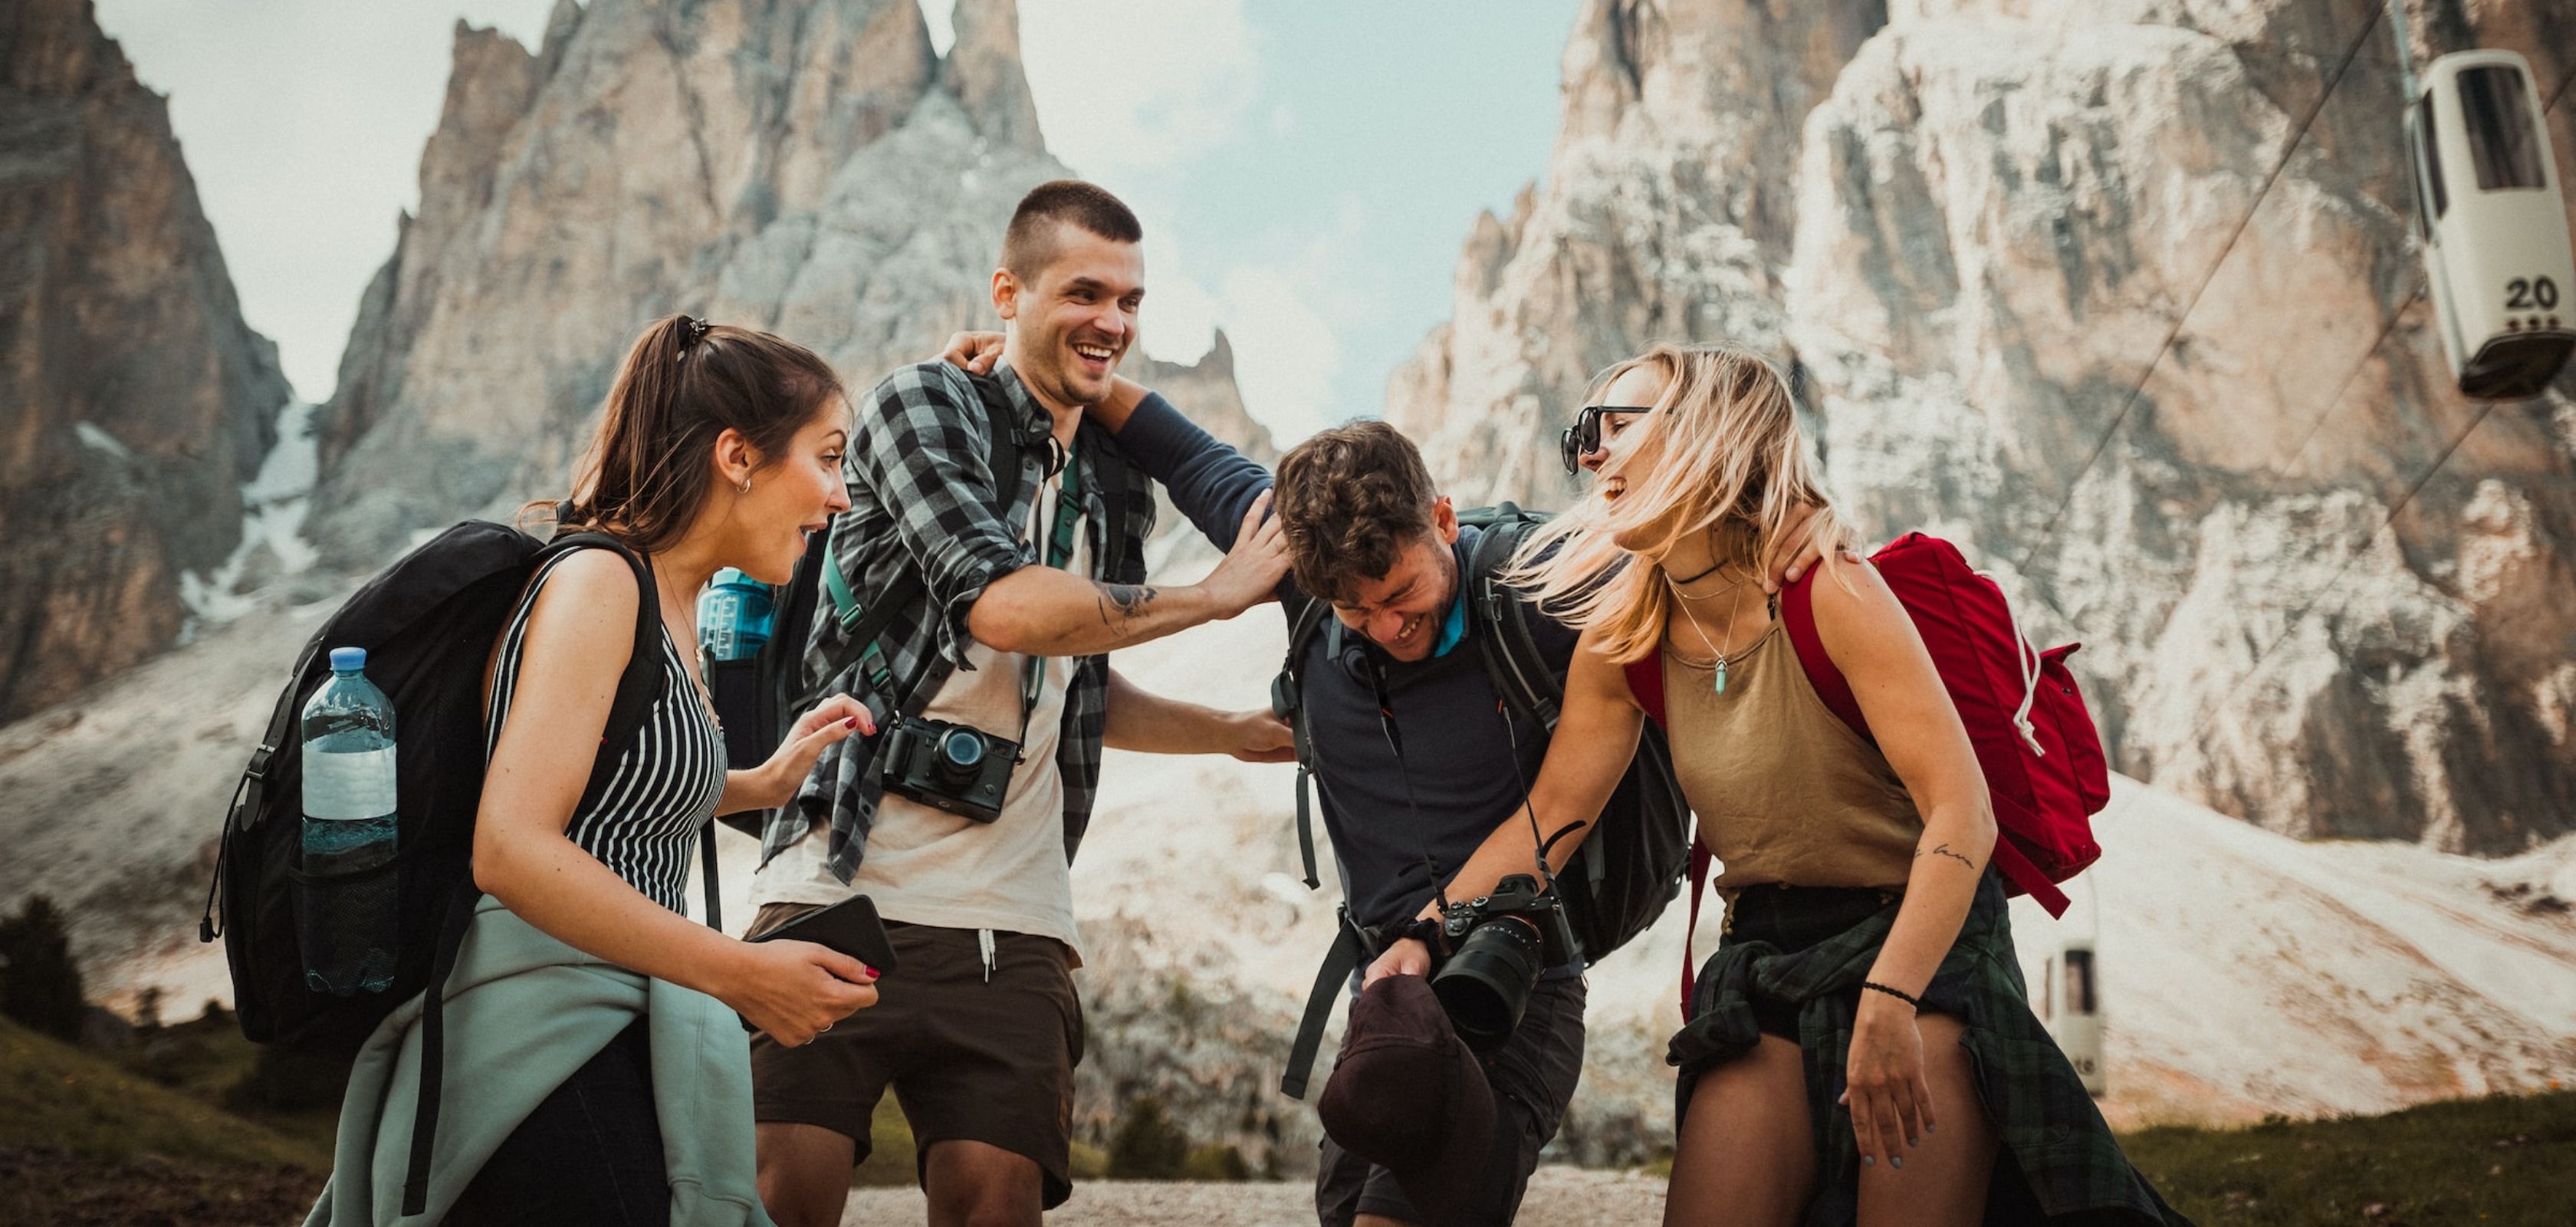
left=0, top=0, right=291, bottom=720
left=940, top=0, right=1046, bottom=153
left=308, top=0, right=1263, bottom=564
left=1385, top=0, right=1886, bottom=502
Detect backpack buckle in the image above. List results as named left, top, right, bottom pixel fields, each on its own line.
left=244, top=743, right=277, bottom=782
left=1270, top=671, right=1299, bottom=721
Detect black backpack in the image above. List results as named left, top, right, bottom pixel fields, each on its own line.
left=196, top=521, right=719, bottom=1215
left=1273, top=504, right=1693, bottom=1096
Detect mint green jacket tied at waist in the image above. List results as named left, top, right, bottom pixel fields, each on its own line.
left=304, top=896, right=775, bottom=1227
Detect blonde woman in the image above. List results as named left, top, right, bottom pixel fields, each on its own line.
left=1380, top=345, right=2187, bottom=1225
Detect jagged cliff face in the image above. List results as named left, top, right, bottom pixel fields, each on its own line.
left=0, top=0, right=290, bottom=722
left=1389, top=0, right=2576, bottom=854
left=1385, top=0, right=1889, bottom=505
left=310, top=0, right=1265, bottom=564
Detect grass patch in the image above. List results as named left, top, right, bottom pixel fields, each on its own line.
left=852, top=1094, right=919, bottom=1188
left=1633, top=1090, right=2576, bottom=1224
left=0, top=1014, right=329, bottom=1227
left=2124, top=1091, right=2576, bottom=1225
left=0, top=1013, right=325, bottom=1172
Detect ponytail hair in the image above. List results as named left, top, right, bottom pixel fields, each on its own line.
left=528, top=314, right=844, bottom=553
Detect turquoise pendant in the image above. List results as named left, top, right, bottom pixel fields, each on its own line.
left=1714, top=656, right=1728, bottom=695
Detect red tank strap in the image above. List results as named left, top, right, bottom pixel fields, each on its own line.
left=1779, top=571, right=1870, bottom=741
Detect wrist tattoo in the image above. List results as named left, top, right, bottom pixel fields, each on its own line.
left=1917, top=842, right=1978, bottom=872
left=1097, top=583, right=1159, bottom=627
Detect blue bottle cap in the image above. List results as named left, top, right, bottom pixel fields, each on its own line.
left=329, top=646, right=367, bottom=673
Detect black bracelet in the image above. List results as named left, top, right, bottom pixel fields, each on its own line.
left=1378, top=916, right=1442, bottom=950
left=1861, top=980, right=1921, bottom=1009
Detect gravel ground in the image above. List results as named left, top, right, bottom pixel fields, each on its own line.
left=840, top=1168, right=1666, bottom=1225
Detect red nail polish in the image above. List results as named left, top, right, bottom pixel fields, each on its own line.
left=845, top=716, right=861, bottom=729
left=864, top=965, right=881, bottom=979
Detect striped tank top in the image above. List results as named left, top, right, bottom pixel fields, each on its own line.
left=484, top=549, right=727, bottom=914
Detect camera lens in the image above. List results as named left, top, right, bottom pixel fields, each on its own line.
left=1431, top=916, right=1546, bottom=1053
left=935, top=728, right=986, bottom=781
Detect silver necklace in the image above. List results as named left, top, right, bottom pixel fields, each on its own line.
left=1671, top=582, right=1750, bottom=695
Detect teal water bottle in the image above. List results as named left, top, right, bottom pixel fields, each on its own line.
left=699, top=568, right=776, bottom=662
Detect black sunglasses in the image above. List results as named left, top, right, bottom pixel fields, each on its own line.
left=1558, top=405, right=1655, bottom=474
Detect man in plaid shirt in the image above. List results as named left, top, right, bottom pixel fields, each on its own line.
left=745, top=181, right=1294, bottom=1227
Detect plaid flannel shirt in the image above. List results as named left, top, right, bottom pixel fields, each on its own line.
left=764, top=360, right=1155, bottom=883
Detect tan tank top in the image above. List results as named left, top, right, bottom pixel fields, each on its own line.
left=1663, top=618, right=1921, bottom=900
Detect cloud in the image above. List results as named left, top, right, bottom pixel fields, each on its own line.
left=1217, top=261, right=1344, bottom=442
left=1152, top=201, right=1371, bottom=446
left=1017, top=0, right=1261, bottom=189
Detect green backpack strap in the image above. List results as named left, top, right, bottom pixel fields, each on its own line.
left=1270, top=594, right=1337, bottom=890
left=1280, top=905, right=1371, bottom=1099
left=1459, top=505, right=1618, bottom=906
left=1463, top=504, right=1562, bottom=729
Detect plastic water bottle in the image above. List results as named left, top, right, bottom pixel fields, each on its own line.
left=699, top=569, right=775, bottom=662
left=300, top=646, right=399, bottom=995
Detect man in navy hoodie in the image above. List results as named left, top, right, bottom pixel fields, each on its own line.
left=1113, top=397, right=1582, bottom=1227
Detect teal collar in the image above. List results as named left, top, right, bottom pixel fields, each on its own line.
left=1431, top=563, right=1469, bottom=657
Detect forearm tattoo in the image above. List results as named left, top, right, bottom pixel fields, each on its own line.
left=1096, top=583, right=1160, bottom=628
left=1917, top=842, right=1979, bottom=872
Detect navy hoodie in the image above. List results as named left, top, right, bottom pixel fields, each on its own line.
left=1116, top=396, right=1579, bottom=939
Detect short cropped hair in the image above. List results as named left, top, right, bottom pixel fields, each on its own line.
left=1273, top=421, right=1441, bottom=604
left=1001, top=179, right=1142, bottom=280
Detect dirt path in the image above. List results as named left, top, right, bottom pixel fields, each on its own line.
left=841, top=1168, right=1666, bottom=1225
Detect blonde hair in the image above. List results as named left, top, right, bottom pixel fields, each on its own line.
left=1510, top=343, right=1854, bottom=664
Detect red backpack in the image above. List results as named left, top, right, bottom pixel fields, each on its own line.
left=1628, top=533, right=2109, bottom=1011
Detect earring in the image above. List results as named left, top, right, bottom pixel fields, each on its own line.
left=738, top=478, right=751, bottom=494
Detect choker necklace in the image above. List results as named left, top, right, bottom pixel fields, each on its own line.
left=1664, top=555, right=1727, bottom=586
left=1669, top=570, right=1750, bottom=602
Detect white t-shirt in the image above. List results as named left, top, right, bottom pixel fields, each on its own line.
left=751, top=458, right=1086, bottom=962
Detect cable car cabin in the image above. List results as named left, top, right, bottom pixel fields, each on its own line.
left=2038, top=939, right=2107, bottom=1097
left=2407, top=50, right=2576, bottom=400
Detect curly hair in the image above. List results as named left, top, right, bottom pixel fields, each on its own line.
left=1273, top=420, right=1440, bottom=604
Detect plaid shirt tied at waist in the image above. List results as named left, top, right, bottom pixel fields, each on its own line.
left=764, top=360, right=1155, bottom=884
left=1670, top=873, right=2193, bottom=1226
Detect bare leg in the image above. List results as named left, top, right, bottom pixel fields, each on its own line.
left=755, top=1122, right=856, bottom=1227
left=1855, top=1013, right=1998, bottom=1227
left=1663, top=1035, right=1815, bottom=1227
left=922, top=1139, right=1043, bottom=1227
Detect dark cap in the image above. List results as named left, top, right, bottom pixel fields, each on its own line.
left=1316, top=975, right=1495, bottom=1226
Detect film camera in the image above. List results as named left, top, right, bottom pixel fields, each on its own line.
left=878, top=714, right=1017, bottom=824
left=1428, top=873, right=1579, bottom=1053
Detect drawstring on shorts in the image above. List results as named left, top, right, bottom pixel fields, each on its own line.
left=978, top=929, right=996, bottom=982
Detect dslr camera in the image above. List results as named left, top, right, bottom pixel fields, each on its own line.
left=1428, top=873, right=1580, bottom=1053
left=878, top=714, right=1017, bottom=824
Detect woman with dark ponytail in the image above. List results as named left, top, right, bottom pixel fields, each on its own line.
left=320, top=314, right=883, bottom=1226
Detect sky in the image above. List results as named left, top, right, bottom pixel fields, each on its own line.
left=91, top=0, right=1577, bottom=443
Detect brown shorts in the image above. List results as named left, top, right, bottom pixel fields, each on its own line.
left=745, top=903, right=1085, bottom=1209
